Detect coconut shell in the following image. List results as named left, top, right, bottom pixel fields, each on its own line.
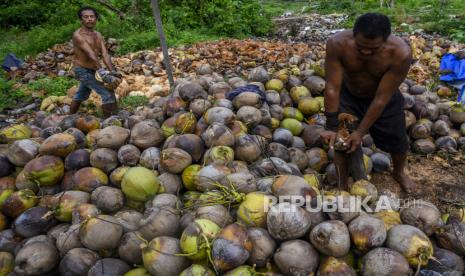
left=118, top=231, right=144, bottom=265
left=0, top=229, right=22, bottom=254
left=87, top=258, right=131, bottom=276
left=426, top=247, right=464, bottom=275
left=23, top=155, right=64, bottom=187
left=91, top=186, right=124, bottom=214
left=89, top=148, right=118, bottom=174
left=0, top=155, right=14, bottom=177
left=412, top=139, right=436, bottom=154
left=64, top=128, right=86, bottom=149
left=56, top=224, right=82, bottom=256
left=71, top=203, right=100, bottom=224
left=73, top=167, right=108, bottom=193
left=12, top=206, right=57, bottom=238
left=59, top=248, right=100, bottom=276
left=96, top=126, right=129, bottom=149
left=235, top=135, right=266, bottom=164
left=79, top=215, right=123, bottom=251
left=267, top=203, right=312, bottom=241
left=195, top=205, right=233, bottom=228
left=138, top=206, right=180, bottom=240
left=400, top=200, right=442, bottom=236
left=435, top=222, right=465, bottom=256
left=76, top=115, right=100, bottom=134
left=117, top=144, right=140, bottom=166
left=14, top=240, right=59, bottom=275
left=130, top=120, right=164, bottom=149
left=142, top=236, right=189, bottom=276
left=274, top=239, right=319, bottom=275
left=386, top=224, right=433, bottom=266
left=204, top=107, right=235, bottom=125
left=64, top=149, right=90, bottom=171
left=361, top=247, right=411, bottom=276
left=139, top=147, right=160, bottom=170
left=348, top=214, right=387, bottom=253
left=160, top=148, right=192, bottom=174
left=54, top=191, right=90, bottom=222
left=6, top=139, right=40, bottom=167
left=310, top=220, right=351, bottom=257
left=114, top=210, right=143, bottom=233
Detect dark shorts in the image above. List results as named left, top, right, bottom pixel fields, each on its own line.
left=339, top=84, right=409, bottom=154
left=74, top=67, right=116, bottom=104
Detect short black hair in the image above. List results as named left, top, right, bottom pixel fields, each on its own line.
left=353, top=13, right=391, bottom=40
left=78, top=7, right=99, bottom=20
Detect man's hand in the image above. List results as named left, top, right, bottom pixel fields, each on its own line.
left=96, top=68, right=122, bottom=90
left=345, top=130, right=363, bottom=153
left=320, top=130, right=337, bottom=148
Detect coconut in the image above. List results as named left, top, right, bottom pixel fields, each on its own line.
left=157, top=172, right=182, bottom=194
left=317, top=256, right=356, bottom=276
left=75, top=115, right=100, bottom=134
left=246, top=227, right=276, bottom=268
left=87, top=258, right=131, bottom=276
left=117, top=144, right=140, bottom=166
left=189, top=99, right=212, bottom=118
left=435, top=221, right=465, bottom=256
left=161, top=116, right=176, bottom=138
left=232, top=92, right=262, bottom=109
left=180, top=264, right=215, bottom=276
left=272, top=175, right=318, bottom=199
left=59, top=248, right=100, bottom=276
left=63, top=149, right=90, bottom=172
left=0, top=229, right=22, bottom=253
left=203, top=146, right=234, bottom=166
left=236, top=106, right=262, bottom=127
left=71, top=203, right=100, bottom=224
left=204, top=107, right=235, bottom=125
left=130, top=120, right=164, bottom=149
left=223, top=265, right=255, bottom=275
left=96, top=126, right=129, bottom=149
left=160, top=148, right=192, bottom=174
left=248, top=67, right=269, bottom=83
left=449, top=104, right=465, bottom=124
left=2, top=189, right=37, bottom=218
left=73, top=167, right=108, bottom=192
left=181, top=164, right=201, bottom=191
left=306, top=147, right=329, bottom=172
left=121, top=166, right=159, bottom=202
left=290, top=86, right=310, bottom=103
left=350, top=179, right=378, bottom=203
left=265, top=79, right=283, bottom=91
left=410, top=121, right=432, bottom=140
left=0, top=124, right=32, bottom=143
left=89, top=148, right=118, bottom=174
left=432, top=120, right=450, bottom=137
left=386, top=224, right=433, bottom=266
left=298, top=97, right=321, bottom=117
left=215, top=99, right=233, bottom=109
left=141, top=236, right=189, bottom=276
left=61, top=128, right=84, bottom=150
left=202, top=123, right=235, bottom=148
left=14, top=240, right=59, bottom=275
left=112, top=210, right=143, bottom=233
left=209, top=82, right=231, bottom=98
left=267, top=202, right=312, bottom=240
left=301, top=124, right=324, bottom=148
left=85, top=129, right=100, bottom=149
left=435, top=136, right=457, bottom=152
left=234, top=134, right=265, bottom=164
left=101, top=115, right=123, bottom=128
left=310, top=220, right=351, bottom=257
left=212, top=223, right=252, bottom=272
left=107, top=167, right=127, bottom=188
left=90, top=186, right=124, bottom=214
left=41, top=126, right=62, bottom=139
left=165, top=96, right=187, bottom=117
left=56, top=224, right=82, bottom=255
left=23, top=155, right=64, bottom=187
left=175, top=112, right=197, bottom=134
left=265, top=91, right=281, bottom=105
left=117, top=231, right=144, bottom=265
left=251, top=157, right=293, bottom=177
left=348, top=214, right=386, bottom=253
left=370, top=152, right=391, bottom=173
left=138, top=147, right=160, bottom=170
left=53, top=191, right=90, bottom=222
left=412, top=139, right=436, bottom=154
left=194, top=164, right=230, bottom=192
left=361, top=247, right=411, bottom=276
left=272, top=128, right=293, bottom=147
left=225, top=172, right=257, bottom=193
left=138, top=206, right=180, bottom=240
left=180, top=219, right=221, bottom=261
left=268, top=142, right=290, bottom=161
left=283, top=107, right=304, bottom=121
left=179, top=81, right=208, bottom=102
left=0, top=252, right=14, bottom=275
left=0, top=155, right=14, bottom=177
left=400, top=200, right=442, bottom=236
left=237, top=192, right=275, bottom=228
left=6, top=139, right=40, bottom=167
left=280, top=118, right=303, bottom=136
left=12, top=206, right=56, bottom=238
left=274, top=239, right=319, bottom=275
left=286, top=147, right=308, bottom=171
left=304, top=75, right=326, bottom=94
left=79, top=215, right=123, bottom=251
left=125, top=268, right=151, bottom=276
left=426, top=247, right=464, bottom=275
left=195, top=205, right=234, bottom=227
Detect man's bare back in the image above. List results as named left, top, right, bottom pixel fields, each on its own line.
left=329, top=29, right=411, bottom=98
left=73, top=28, right=104, bottom=70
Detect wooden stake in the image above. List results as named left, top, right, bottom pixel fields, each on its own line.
left=150, top=0, right=175, bottom=89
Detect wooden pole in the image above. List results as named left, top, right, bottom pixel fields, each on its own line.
left=150, top=0, right=175, bottom=89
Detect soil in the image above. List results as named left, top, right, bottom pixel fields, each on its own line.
left=371, top=151, right=465, bottom=212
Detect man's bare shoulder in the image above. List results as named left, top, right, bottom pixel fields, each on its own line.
left=327, top=30, right=352, bottom=48
left=387, top=35, right=412, bottom=61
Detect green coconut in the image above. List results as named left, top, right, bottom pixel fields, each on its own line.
left=349, top=179, right=378, bottom=204
left=280, top=118, right=303, bottom=136
left=73, top=167, right=109, bottom=192
left=39, top=133, right=77, bottom=157
left=203, top=146, right=235, bottom=166
left=0, top=252, right=14, bottom=275
left=124, top=268, right=151, bottom=276
left=223, top=265, right=255, bottom=276
left=298, top=97, right=321, bottom=116
left=237, top=192, right=275, bottom=228
left=182, top=165, right=201, bottom=191
left=23, top=155, right=64, bottom=187
left=0, top=124, right=32, bottom=143
left=180, top=218, right=221, bottom=261
left=109, top=166, right=130, bottom=188
left=283, top=107, right=304, bottom=121
left=121, top=166, right=160, bottom=202
left=290, top=86, right=311, bottom=103
left=54, top=190, right=90, bottom=222
left=141, top=236, right=189, bottom=276
left=180, top=264, right=215, bottom=276
left=2, top=189, right=37, bottom=218
left=265, top=79, right=284, bottom=91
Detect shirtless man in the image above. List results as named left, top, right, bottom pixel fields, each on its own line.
left=320, top=13, right=417, bottom=194
left=70, top=6, right=121, bottom=118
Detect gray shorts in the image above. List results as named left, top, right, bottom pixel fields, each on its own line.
left=73, top=67, right=116, bottom=104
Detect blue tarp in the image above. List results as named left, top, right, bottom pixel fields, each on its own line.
left=440, top=53, right=465, bottom=103
left=1, top=53, right=24, bottom=72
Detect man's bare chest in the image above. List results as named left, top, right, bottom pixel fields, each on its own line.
left=341, top=55, right=391, bottom=78
left=82, top=34, right=101, bottom=53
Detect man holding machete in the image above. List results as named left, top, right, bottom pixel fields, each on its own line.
left=320, top=13, right=417, bottom=194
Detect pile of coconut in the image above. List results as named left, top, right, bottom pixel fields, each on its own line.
left=0, top=64, right=464, bottom=275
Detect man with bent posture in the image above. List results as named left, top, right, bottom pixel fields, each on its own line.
left=70, top=6, right=121, bottom=118
left=321, top=13, right=417, bottom=193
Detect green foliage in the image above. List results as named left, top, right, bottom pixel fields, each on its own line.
left=119, top=95, right=149, bottom=111
left=0, top=76, right=31, bottom=112
left=26, top=77, right=78, bottom=98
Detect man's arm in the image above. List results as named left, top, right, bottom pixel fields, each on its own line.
left=321, top=36, right=344, bottom=147
left=73, top=33, right=102, bottom=69
left=99, top=33, right=114, bottom=72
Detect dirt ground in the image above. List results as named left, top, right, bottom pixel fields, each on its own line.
left=371, top=152, right=465, bottom=212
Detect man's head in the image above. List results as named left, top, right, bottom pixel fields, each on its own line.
left=78, top=7, right=99, bottom=29
left=353, top=13, right=391, bottom=56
